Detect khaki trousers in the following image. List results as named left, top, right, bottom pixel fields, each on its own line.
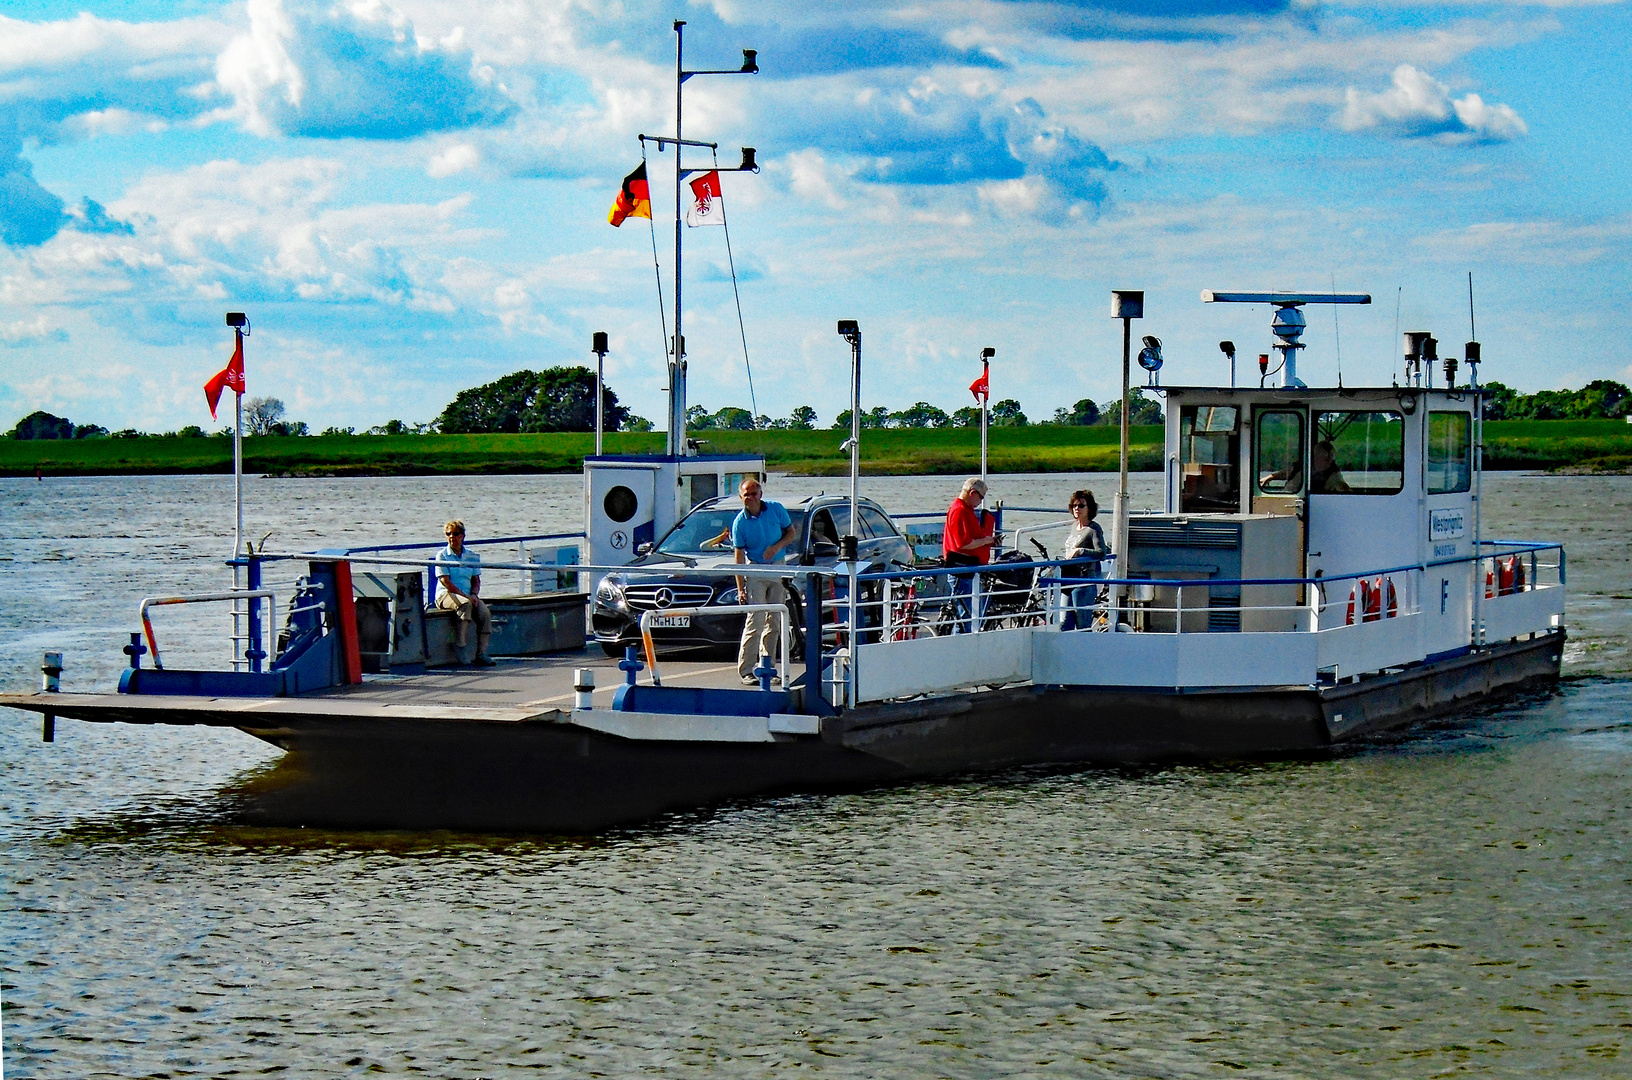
left=737, top=575, right=783, bottom=680
left=437, top=591, right=492, bottom=655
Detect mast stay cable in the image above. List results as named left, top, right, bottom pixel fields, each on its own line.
left=712, top=146, right=759, bottom=428
left=643, top=143, right=672, bottom=375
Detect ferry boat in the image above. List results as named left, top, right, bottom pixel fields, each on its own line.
left=0, top=29, right=1564, bottom=832
left=1, top=290, right=1566, bottom=831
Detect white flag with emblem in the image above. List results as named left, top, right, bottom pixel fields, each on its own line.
left=686, top=170, right=725, bottom=227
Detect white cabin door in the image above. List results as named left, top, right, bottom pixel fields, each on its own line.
left=1249, top=406, right=1308, bottom=593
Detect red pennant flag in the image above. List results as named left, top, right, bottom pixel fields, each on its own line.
left=969, top=368, right=989, bottom=402
left=204, top=338, right=245, bottom=420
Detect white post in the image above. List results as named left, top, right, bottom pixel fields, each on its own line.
left=980, top=359, right=989, bottom=484
left=233, top=380, right=243, bottom=561
left=1109, top=291, right=1142, bottom=625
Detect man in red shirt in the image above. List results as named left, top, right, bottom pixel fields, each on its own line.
left=942, top=477, right=997, bottom=630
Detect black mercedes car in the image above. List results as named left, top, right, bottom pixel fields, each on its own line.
left=591, top=493, right=915, bottom=656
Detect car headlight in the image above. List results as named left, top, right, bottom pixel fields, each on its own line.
left=714, top=586, right=739, bottom=605
left=596, top=579, right=624, bottom=605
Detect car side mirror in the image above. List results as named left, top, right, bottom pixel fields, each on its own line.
left=811, top=542, right=839, bottom=559
left=635, top=542, right=653, bottom=556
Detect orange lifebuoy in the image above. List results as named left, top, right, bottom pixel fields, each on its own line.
left=1498, top=556, right=1517, bottom=596
left=1385, top=577, right=1398, bottom=619
left=1485, top=565, right=1495, bottom=599
left=1364, top=577, right=1384, bottom=622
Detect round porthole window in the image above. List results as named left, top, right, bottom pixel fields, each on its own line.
left=603, top=485, right=639, bottom=523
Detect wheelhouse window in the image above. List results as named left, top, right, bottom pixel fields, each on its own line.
left=1254, top=410, right=1305, bottom=496
left=1427, top=411, right=1472, bottom=494
left=1180, top=405, right=1240, bottom=513
left=1312, top=411, right=1404, bottom=495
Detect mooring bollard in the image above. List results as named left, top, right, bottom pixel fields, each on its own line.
left=41, top=651, right=62, bottom=743
left=574, top=668, right=595, bottom=709
left=754, top=652, right=776, bottom=691
left=619, top=645, right=644, bottom=686
left=123, top=632, right=146, bottom=669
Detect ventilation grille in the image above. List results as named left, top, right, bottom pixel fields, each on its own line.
left=1130, top=522, right=1241, bottom=550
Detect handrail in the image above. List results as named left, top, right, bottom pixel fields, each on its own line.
left=338, top=531, right=585, bottom=555
left=139, top=589, right=275, bottom=671
left=858, top=543, right=1564, bottom=589
left=637, top=604, right=789, bottom=688
left=263, top=550, right=834, bottom=579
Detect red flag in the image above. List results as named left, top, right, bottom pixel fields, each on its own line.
left=969, top=367, right=989, bottom=402
left=204, top=338, right=245, bottom=420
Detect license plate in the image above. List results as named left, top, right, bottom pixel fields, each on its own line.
left=648, top=615, right=691, bottom=629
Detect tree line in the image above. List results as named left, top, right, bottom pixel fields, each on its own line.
left=18, top=372, right=1621, bottom=442
left=688, top=392, right=1162, bottom=431
left=1481, top=380, right=1629, bottom=421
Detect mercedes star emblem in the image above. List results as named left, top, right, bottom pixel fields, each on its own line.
left=654, top=587, right=675, bottom=608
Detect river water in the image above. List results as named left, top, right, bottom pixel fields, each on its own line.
left=2, top=472, right=1628, bottom=1077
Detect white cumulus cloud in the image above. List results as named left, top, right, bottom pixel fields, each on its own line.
left=428, top=142, right=479, bottom=177
left=213, top=0, right=512, bottom=139
left=1340, top=64, right=1527, bottom=144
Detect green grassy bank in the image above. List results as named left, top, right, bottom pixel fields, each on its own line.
left=3, top=420, right=1628, bottom=478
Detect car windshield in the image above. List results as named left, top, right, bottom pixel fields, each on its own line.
left=656, top=507, right=809, bottom=555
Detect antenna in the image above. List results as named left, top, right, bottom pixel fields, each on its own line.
left=1468, top=272, right=1476, bottom=341
left=1465, top=272, right=1481, bottom=389
left=1393, top=287, right=1402, bottom=385
left=1330, top=273, right=1343, bottom=388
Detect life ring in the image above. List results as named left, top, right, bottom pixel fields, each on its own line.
left=1365, top=577, right=1384, bottom=622
left=1497, top=556, right=1517, bottom=596
left=1346, top=579, right=1376, bottom=625
left=1513, top=556, right=1527, bottom=594
left=1346, top=577, right=1398, bottom=624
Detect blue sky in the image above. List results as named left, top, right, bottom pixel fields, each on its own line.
left=2, top=0, right=1629, bottom=433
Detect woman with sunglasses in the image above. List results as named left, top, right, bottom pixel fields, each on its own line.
left=1060, top=490, right=1108, bottom=631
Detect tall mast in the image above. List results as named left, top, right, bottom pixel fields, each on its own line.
left=669, top=21, right=687, bottom=456
left=650, top=21, right=757, bottom=455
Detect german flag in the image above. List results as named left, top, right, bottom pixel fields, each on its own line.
left=608, top=162, right=651, bottom=227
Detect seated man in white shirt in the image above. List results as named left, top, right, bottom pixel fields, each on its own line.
left=435, top=519, right=494, bottom=666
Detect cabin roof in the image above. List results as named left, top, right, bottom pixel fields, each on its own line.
left=1161, top=385, right=1481, bottom=401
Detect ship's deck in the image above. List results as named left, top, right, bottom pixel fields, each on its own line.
left=0, top=647, right=758, bottom=727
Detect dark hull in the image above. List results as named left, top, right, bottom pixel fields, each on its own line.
left=225, top=631, right=1563, bottom=832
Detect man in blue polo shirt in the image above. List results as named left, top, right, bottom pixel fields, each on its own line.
left=731, top=477, right=798, bottom=684
left=435, top=519, right=494, bottom=666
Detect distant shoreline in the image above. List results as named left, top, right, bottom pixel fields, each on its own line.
left=2, top=421, right=1628, bottom=478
